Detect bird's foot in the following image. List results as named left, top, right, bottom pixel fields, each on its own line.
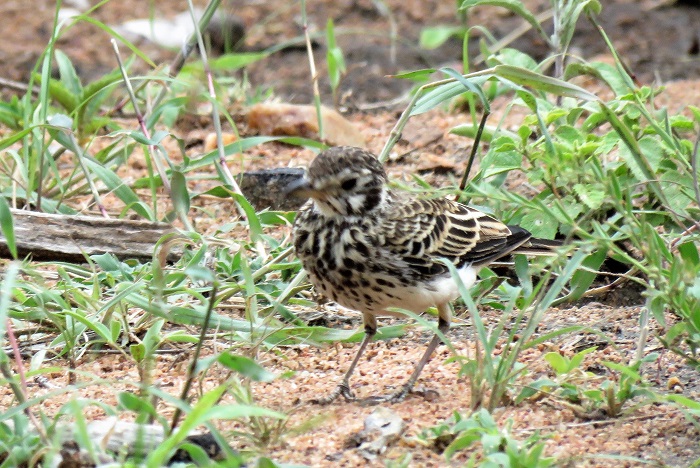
left=310, top=382, right=355, bottom=405
left=360, top=385, right=439, bottom=406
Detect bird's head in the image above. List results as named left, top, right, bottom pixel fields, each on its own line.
left=285, top=146, right=388, bottom=217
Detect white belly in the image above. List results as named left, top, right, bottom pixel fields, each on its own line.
left=361, top=265, right=478, bottom=316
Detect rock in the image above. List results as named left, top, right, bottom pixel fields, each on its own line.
left=345, top=407, right=405, bottom=460
left=113, top=10, right=244, bottom=52
left=247, top=103, right=366, bottom=147
left=237, top=168, right=305, bottom=211
left=205, top=14, right=246, bottom=54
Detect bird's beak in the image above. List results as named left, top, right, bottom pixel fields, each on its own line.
left=284, top=177, right=319, bottom=199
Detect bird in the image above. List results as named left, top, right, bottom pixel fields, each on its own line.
left=286, top=146, right=561, bottom=404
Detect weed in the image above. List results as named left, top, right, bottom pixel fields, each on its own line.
left=416, top=408, right=554, bottom=466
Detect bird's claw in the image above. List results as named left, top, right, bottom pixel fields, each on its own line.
left=360, top=386, right=438, bottom=405
left=310, top=382, right=355, bottom=405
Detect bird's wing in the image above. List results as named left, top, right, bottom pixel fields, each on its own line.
left=382, top=196, right=531, bottom=275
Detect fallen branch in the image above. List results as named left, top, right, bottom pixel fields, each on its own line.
left=0, top=209, right=176, bottom=262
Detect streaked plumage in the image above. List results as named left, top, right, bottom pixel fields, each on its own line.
left=288, top=146, right=560, bottom=403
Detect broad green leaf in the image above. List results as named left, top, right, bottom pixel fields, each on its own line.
left=146, top=386, right=227, bottom=466
left=217, top=353, right=276, bottom=382
left=678, top=242, right=700, bottom=266
left=543, top=352, right=567, bottom=374
left=488, top=47, right=538, bottom=71
left=564, top=61, right=630, bottom=96
left=420, top=26, right=465, bottom=49
left=326, top=18, right=346, bottom=90
left=479, top=146, right=522, bottom=178
left=569, top=347, right=597, bottom=369
left=118, top=392, right=158, bottom=417
left=494, top=65, right=599, bottom=101
left=572, top=183, right=606, bottom=210
left=519, top=210, right=558, bottom=239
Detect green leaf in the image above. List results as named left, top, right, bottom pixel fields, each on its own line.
left=184, top=52, right=268, bottom=73
left=130, top=343, right=146, bottom=362
left=326, top=18, right=346, bottom=91
left=519, top=210, right=558, bottom=239
left=413, top=77, right=490, bottom=115
left=147, top=386, right=228, bottom=466
left=228, top=192, right=263, bottom=243
left=568, top=249, right=606, bottom=300
left=202, top=404, right=286, bottom=421
left=559, top=1, right=602, bottom=54
left=214, top=51, right=269, bottom=70
left=544, top=352, right=568, bottom=374
left=678, top=242, right=700, bottom=267
left=460, top=0, right=550, bottom=44
left=564, top=61, right=630, bottom=96
left=170, top=170, right=191, bottom=220
left=81, top=66, right=123, bottom=102
left=54, top=50, right=82, bottom=98
left=64, top=309, right=113, bottom=344
left=0, top=263, right=20, bottom=354
left=38, top=75, right=80, bottom=114
left=494, top=65, right=600, bottom=101
left=119, top=392, right=158, bottom=417
left=0, top=199, right=16, bottom=259
left=420, top=26, right=465, bottom=49
left=569, top=347, right=597, bottom=370
left=217, top=353, right=276, bottom=382
left=83, top=158, right=154, bottom=219
left=389, top=68, right=437, bottom=81
left=572, top=183, right=606, bottom=210
left=47, top=113, right=73, bottom=129
left=441, top=67, right=490, bottom=113
left=603, top=361, right=642, bottom=382
left=479, top=145, right=522, bottom=178
left=488, top=47, right=538, bottom=71
left=130, top=130, right=170, bottom=146
left=91, top=253, right=123, bottom=272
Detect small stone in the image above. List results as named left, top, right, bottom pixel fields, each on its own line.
left=247, top=103, right=366, bottom=147
left=203, top=132, right=238, bottom=152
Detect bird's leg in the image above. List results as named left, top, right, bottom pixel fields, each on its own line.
left=311, top=322, right=377, bottom=405
left=382, top=304, right=452, bottom=403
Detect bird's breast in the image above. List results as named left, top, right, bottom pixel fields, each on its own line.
left=294, top=212, right=478, bottom=315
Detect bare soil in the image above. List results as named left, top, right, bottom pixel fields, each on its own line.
left=1, top=0, right=700, bottom=466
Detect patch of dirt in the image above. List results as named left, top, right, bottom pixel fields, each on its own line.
left=2, top=0, right=700, bottom=466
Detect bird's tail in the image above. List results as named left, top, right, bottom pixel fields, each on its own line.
left=513, top=237, right=564, bottom=256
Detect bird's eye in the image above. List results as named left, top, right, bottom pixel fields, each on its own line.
left=341, top=178, right=357, bottom=190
